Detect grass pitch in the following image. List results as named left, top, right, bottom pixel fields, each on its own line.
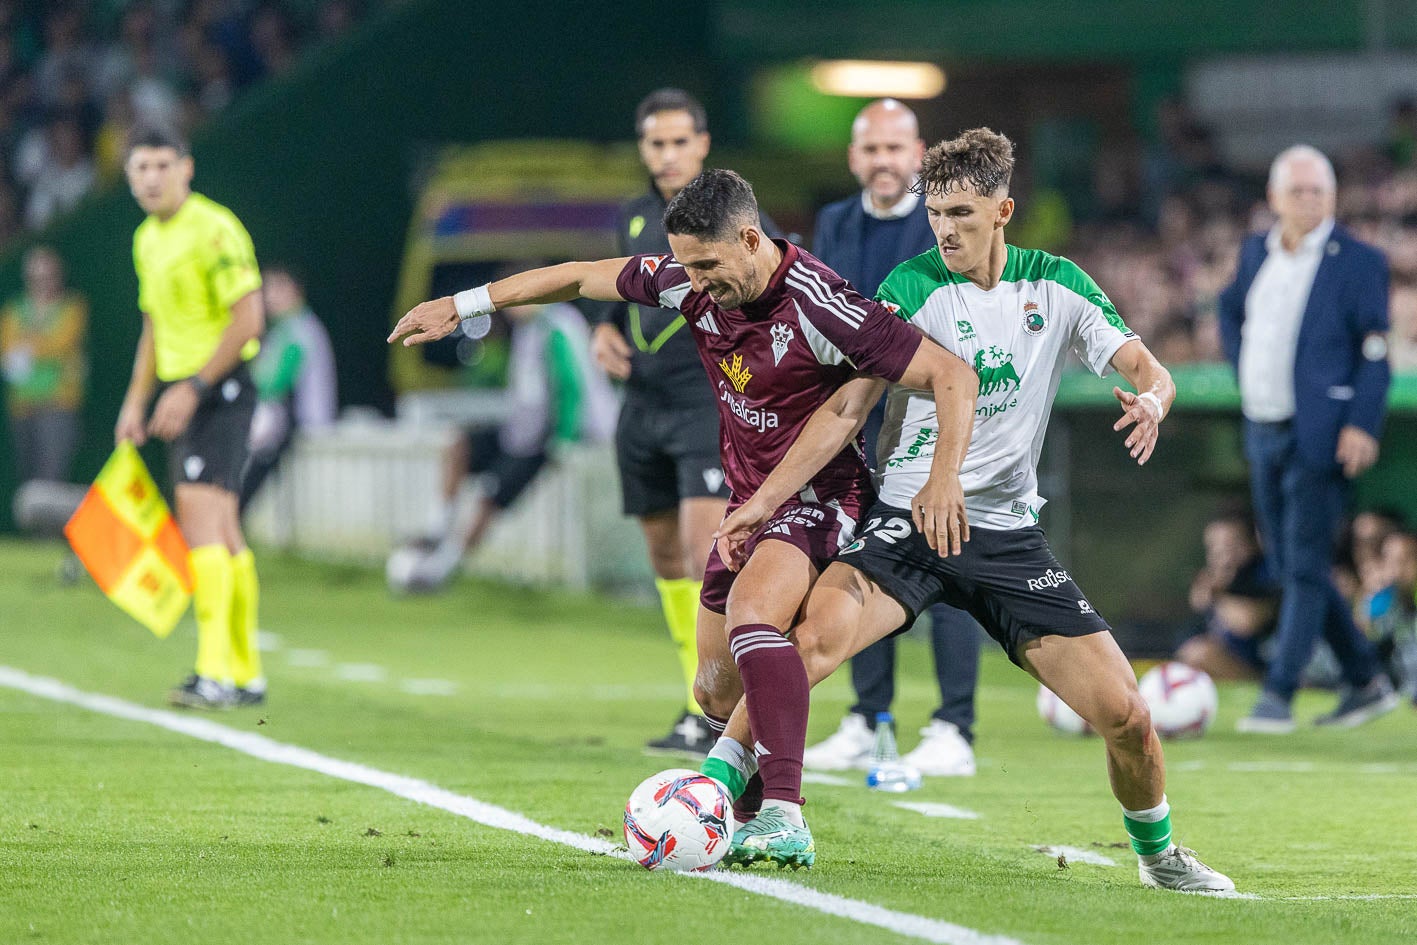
left=2, top=539, right=1415, bottom=945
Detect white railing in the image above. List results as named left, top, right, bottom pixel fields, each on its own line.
left=244, top=416, right=652, bottom=592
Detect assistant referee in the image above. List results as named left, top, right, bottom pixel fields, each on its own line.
left=589, top=89, right=731, bottom=755
left=116, top=126, right=267, bottom=710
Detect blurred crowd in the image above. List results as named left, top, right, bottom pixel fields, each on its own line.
left=1179, top=505, right=1417, bottom=700
left=1062, top=99, right=1417, bottom=370
left=0, top=0, right=378, bottom=241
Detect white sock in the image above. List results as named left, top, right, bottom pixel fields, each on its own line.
left=761, top=799, right=804, bottom=827
left=706, top=736, right=758, bottom=780
left=1122, top=795, right=1170, bottom=823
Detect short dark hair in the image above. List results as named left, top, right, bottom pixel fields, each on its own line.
left=635, top=88, right=708, bottom=136
left=127, top=124, right=189, bottom=157
left=915, top=127, right=1015, bottom=198
left=662, top=169, right=759, bottom=241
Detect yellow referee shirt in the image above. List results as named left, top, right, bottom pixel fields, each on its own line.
left=133, top=192, right=262, bottom=382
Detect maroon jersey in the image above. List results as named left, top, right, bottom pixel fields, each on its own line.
left=616, top=240, right=922, bottom=506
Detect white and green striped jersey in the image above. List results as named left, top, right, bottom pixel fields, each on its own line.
left=875, top=245, right=1135, bottom=529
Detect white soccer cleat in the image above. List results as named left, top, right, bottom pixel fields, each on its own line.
left=803, top=714, right=875, bottom=771
left=901, top=720, right=976, bottom=777
left=1138, top=843, right=1235, bottom=893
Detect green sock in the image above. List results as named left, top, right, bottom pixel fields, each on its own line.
left=701, top=757, right=748, bottom=799
left=1124, top=810, right=1173, bottom=856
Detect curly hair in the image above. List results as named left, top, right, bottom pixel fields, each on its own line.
left=914, top=128, right=1015, bottom=197
left=662, top=168, right=759, bottom=241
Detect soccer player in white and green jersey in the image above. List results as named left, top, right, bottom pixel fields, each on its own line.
left=710, top=129, right=1234, bottom=891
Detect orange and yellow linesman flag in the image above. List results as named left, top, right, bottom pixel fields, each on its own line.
left=63, top=441, right=192, bottom=638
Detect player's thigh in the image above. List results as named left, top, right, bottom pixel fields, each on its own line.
left=793, top=561, right=910, bottom=686
left=678, top=496, right=728, bottom=581
left=724, top=538, right=817, bottom=632
left=1018, top=630, right=1146, bottom=735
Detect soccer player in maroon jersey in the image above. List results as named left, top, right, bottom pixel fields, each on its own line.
left=390, top=169, right=979, bottom=867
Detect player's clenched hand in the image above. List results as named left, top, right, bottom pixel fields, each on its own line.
left=591, top=323, right=633, bottom=380
left=147, top=381, right=199, bottom=442
left=1112, top=387, right=1161, bottom=465
left=713, top=497, right=773, bottom=572
left=115, top=403, right=148, bottom=447
left=912, top=472, right=969, bottom=557
left=387, top=297, right=460, bottom=347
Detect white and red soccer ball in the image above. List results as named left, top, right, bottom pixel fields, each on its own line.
left=1036, top=684, right=1092, bottom=735
left=1138, top=661, right=1218, bottom=738
left=623, top=769, right=735, bottom=872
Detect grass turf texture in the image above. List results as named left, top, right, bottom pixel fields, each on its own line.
left=2, top=538, right=1415, bottom=945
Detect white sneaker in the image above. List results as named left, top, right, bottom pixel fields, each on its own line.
left=1138, top=843, right=1235, bottom=893
left=803, top=714, right=874, bottom=771
left=902, top=720, right=976, bottom=777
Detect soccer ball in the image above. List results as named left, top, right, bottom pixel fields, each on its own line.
left=1138, top=662, right=1218, bottom=739
left=623, top=769, right=735, bottom=872
left=1037, top=684, right=1092, bottom=735
left=384, top=544, right=425, bottom=594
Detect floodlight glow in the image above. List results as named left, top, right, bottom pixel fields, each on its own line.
left=809, top=60, right=946, bottom=99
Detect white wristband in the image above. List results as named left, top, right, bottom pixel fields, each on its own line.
left=452, top=284, right=495, bottom=320
left=1137, top=391, right=1163, bottom=419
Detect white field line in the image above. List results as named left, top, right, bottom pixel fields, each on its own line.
left=284, top=648, right=330, bottom=667
left=1170, top=760, right=1417, bottom=776
left=400, top=678, right=459, bottom=697
left=1031, top=845, right=1117, bottom=867
left=895, top=802, right=982, bottom=820
left=333, top=663, right=389, bottom=683
left=0, top=666, right=1026, bottom=945
left=801, top=772, right=856, bottom=787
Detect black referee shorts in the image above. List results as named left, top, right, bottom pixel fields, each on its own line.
left=615, top=396, right=728, bottom=517
left=837, top=502, right=1111, bottom=665
left=167, top=363, right=256, bottom=495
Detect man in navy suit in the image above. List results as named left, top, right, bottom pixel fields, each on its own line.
left=1219, top=144, right=1399, bottom=733
left=804, top=99, right=984, bottom=777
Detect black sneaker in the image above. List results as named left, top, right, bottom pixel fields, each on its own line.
left=1313, top=676, right=1400, bottom=727
left=645, top=711, right=713, bottom=757
left=168, top=675, right=235, bottom=710
left=234, top=685, right=267, bottom=707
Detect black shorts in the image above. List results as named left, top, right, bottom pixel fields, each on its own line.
left=615, top=396, right=728, bottom=517
left=466, top=428, right=547, bottom=510
left=168, top=364, right=256, bottom=494
left=838, top=502, right=1111, bottom=665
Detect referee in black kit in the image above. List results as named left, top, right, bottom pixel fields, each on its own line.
left=589, top=89, right=776, bottom=755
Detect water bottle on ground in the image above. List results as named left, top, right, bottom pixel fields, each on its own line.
left=865, top=711, right=922, bottom=792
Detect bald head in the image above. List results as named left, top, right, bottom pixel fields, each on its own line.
left=1268, top=145, right=1336, bottom=243
left=852, top=98, right=920, bottom=141
left=848, top=98, right=926, bottom=211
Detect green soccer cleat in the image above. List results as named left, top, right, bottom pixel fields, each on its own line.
left=722, top=806, right=815, bottom=870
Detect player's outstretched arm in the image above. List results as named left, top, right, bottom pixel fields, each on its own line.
left=1109, top=338, right=1174, bottom=466
left=896, top=337, right=978, bottom=556
left=387, top=258, right=632, bottom=347
left=713, top=374, right=886, bottom=571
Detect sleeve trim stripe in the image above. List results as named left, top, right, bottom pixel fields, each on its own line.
left=785, top=268, right=863, bottom=329
left=788, top=263, right=867, bottom=322
left=658, top=282, right=691, bottom=310
left=796, top=309, right=855, bottom=367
